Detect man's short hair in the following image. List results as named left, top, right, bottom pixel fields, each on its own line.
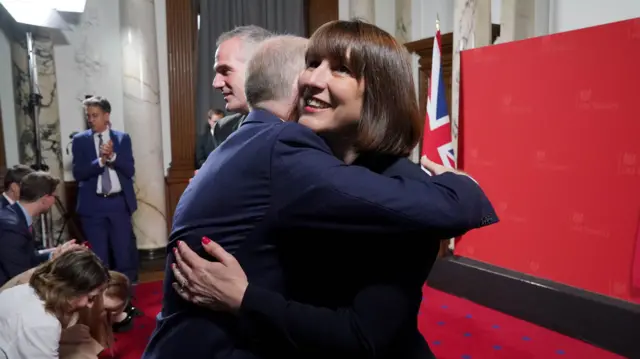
left=19, top=171, right=60, bottom=203
left=82, top=96, right=111, bottom=114
left=3, top=164, right=34, bottom=190
left=245, top=35, right=308, bottom=107
left=216, top=25, right=274, bottom=61
left=207, top=109, right=225, bottom=118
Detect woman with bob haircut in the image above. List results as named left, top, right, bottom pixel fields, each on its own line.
left=149, top=21, right=497, bottom=359
left=1, top=267, right=131, bottom=359
left=0, top=250, right=110, bottom=359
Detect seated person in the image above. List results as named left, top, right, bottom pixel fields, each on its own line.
left=1, top=266, right=131, bottom=359
left=1, top=164, right=33, bottom=208
left=0, top=250, right=110, bottom=359
left=0, top=171, right=81, bottom=286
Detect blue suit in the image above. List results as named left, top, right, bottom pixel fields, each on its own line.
left=72, top=129, right=138, bottom=280
left=0, top=204, right=48, bottom=286
left=143, top=109, right=497, bottom=359
left=0, top=195, right=11, bottom=209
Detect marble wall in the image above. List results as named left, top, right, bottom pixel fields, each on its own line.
left=54, top=0, right=126, bottom=180
left=11, top=32, right=67, bottom=244
left=120, top=0, right=168, bottom=251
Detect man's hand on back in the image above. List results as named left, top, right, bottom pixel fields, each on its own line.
left=420, top=156, right=477, bottom=184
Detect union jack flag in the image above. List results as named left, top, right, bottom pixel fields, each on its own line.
left=421, top=27, right=455, bottom=169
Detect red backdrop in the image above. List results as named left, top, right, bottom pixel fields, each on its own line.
left=455, top=18, right=640, bottom=303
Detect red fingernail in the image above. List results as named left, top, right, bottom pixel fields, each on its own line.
left=172, top=247, right=177, bottom=253
left=202, top=237, right=211, bottom=245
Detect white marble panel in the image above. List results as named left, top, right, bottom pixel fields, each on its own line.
left=349, top=0, right=375, bottom=23
left=120, top=0, right=167, bottom=250
left=54, top=0, right=126, bottom=181
left=395, top=0, right=412, bottom=43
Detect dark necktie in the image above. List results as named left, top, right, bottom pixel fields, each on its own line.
left=98, top=134, right=112, bottom=194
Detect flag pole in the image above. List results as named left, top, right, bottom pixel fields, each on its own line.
left=436, top=14, right=440, bottom=32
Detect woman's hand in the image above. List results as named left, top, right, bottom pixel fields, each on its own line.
left=171, top=237, right=248, bottom=312
left=51, top=239, right=85, bottom=260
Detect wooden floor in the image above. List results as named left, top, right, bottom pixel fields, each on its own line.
left=138, top=258, right=165, bottom=283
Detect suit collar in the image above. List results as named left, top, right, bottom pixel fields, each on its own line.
left=2, top=192, right=14, bottom=206
left=242, top=109, right=283, bottom=126
left=9, top=202, right=31, bottom=228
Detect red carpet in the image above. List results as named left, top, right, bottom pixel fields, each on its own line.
left=105, top=281, right=624, bottom=359
left=418, top=287, right=624, bottom=359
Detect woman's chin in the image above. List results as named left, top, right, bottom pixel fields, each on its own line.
left=297, top=115, right=322, bottom=132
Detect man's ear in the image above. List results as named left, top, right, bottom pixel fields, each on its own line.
left=9, top=182, right=20, bottom=196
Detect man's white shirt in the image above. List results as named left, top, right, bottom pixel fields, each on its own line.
left=93, top=130, right=122, bottom=195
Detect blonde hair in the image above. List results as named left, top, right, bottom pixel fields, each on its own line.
left=78, top=271, right=131, bottom=348
left=29, top=251, right=110, bottom=320
left=245, top=35, right=308, bottom=108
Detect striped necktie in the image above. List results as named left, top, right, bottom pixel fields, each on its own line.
left=98, top=134, right=112, bottom=194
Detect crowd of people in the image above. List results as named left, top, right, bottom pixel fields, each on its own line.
left=0, top=19, right=497, bottom=359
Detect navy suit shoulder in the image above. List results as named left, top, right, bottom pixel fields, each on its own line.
left=0, top=195, right=11, bottom=209
left=0, top=204, right=39, bottom=287
left=144, top=110, right=287, bottom=359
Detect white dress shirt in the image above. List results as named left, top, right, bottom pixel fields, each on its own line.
left=93, top=130, right=122, bottom=195
left=0, top=284, right=61, bottom=359
left=2, top=193, right=14, bottom=205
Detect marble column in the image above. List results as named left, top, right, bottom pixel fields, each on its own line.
left=451, top=0, right=492, bottom=165
left=395, top=0, right=413, bottom=44
left=11, top=31, right=67, bottom=245
left=349, top=0, right=375, bottom=23
left=495, top=0, right=536, bottom=44
left=120, top=0, right=168, bottom=253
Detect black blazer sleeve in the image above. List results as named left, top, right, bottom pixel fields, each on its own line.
left=270, top=123, right=498, bottom=238
left=238, top=282, right=421, bottom=358
left=0, top=229, right=39, bottom=286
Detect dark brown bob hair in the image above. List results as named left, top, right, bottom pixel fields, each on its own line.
left=29, top=250, right=110, bottom=319
left=289, top=19, right=422, bottom=157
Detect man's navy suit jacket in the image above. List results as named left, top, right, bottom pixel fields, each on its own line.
left=0, top=204, right=48, bottom=286
left=143, top=109, right=497, bottom=359
left=0, top=195, right=10, bottom=209
left=71, top=129, right=137, bottom=215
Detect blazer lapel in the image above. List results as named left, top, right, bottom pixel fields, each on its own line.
left=9, top=203, right=30, bottom=232
left=109, top=130, right=120, bottom=153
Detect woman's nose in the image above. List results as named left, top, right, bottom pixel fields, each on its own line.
left=306, top=62, right=330, bottom=89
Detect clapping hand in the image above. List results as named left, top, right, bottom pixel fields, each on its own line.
left=100, top=140, right=114, bottom=162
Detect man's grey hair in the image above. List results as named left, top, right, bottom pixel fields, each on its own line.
left=216, top=25, right=274, bottom=61
left=82, top=96, right=111, bottom=114
left=245, top=35, right=308, bottom=107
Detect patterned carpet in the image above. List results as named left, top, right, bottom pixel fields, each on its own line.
left=104, top=281, right=624, bottom=359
